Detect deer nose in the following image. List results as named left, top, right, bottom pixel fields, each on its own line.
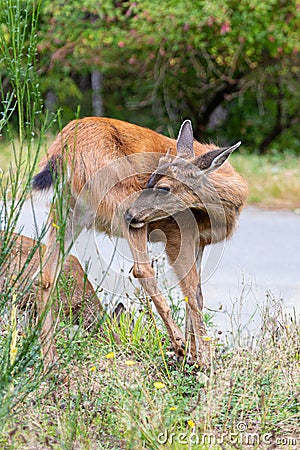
left=124, top=210, right=133, bottom=224
left=124, top=210, right=145, bottom=228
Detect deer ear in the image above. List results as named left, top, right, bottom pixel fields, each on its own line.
left=176, top=120, right=194, bottom=159
left=194, top=141, right=241, bottom=174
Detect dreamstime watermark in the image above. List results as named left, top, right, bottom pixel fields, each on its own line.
left=157, top=422, right=299, bottom=447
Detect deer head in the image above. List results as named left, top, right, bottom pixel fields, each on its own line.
left=124, top=120, right=241, bottom=228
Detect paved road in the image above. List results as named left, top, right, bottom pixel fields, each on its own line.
left=202, top=206, right=300, bottom=332
left=12, top=201, right=300, bottom=333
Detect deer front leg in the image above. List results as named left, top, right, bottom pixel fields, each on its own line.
left=183, top=247, right=210, bottom=366
left=164, top=223, right=210, bottom=366
left=171, top=267, right=209, bottom=366
left=180, top=269, right=209, bottom=367
left=127, top=227, right=185, bottom=358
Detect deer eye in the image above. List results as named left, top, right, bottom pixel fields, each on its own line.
left=157, top=185, right=170, bottom=193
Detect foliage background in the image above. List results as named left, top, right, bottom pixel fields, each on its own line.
left=1, top=0, right=300, bottom=153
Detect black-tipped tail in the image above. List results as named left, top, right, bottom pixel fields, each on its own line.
left=32, top=156, right=58, bottom=191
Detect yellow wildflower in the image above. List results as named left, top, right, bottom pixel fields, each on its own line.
left=202, top=336, right=211, bottom=342
left=105, top=352, right=115, bottom=359
left=90, top=366, right=96, bottom=371
left=124, top=360, right=136, bottom=366
left=10, top=348, right=17, bottom=357
left=169, top=406, right=177, bottom=411
left=184, top=296, right=189, bottom=303
left=52, top=222, right=60, bottom=229
left=187, top=419, right=195, bottom=428
left=154, top=381, right=165, bottom=389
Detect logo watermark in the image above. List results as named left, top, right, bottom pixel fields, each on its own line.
left=157, top=422, right=299, bottom=447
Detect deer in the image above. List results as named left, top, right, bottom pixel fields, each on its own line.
left=0, top=232, right=100, bottom=327
left=32, top=117, right=248, bottom=368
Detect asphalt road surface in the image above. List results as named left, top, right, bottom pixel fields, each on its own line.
left=10, top=201, right=300, bottom=334
left=202, top=206, right=300, bottom=333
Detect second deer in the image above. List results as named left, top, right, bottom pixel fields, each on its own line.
left=0, top=232, right=100, bottom=327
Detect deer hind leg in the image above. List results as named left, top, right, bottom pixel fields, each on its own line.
left=164, top=225, right=209, bottom=367
left=36, top=207, right=81, bottom=369
left=127, top=227, right=185, bottom=358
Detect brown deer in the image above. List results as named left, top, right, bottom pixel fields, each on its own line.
left=0, top=232, right=100, bottom=326
left=32, top=117, right=248, bottom=367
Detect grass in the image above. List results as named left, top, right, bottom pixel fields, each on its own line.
left=0, top=136, right=50, bottom=173
left=231, top=152, right=300, bottom=210
left=0, top=294, right=299, bottom=449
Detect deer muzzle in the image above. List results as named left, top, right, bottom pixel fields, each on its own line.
left=124, top=210, right=145, bottom=228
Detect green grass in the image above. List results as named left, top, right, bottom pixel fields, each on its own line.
left=0, top=295, right=299, bottom=449
left=0, top=136, right=50, bottom=173
left=231, top=152, right=300, bottom=210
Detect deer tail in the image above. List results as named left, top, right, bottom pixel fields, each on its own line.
left=32, top=156, right=60, bottom=192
